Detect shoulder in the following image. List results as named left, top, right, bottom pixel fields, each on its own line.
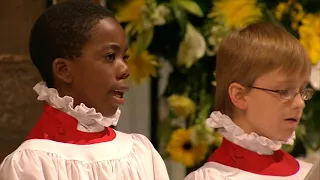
left=1, top=148, right=42, bottom=167
left=131, top=133, right=152, bottom=145
left=4, top=135, right=134, bottom=163
left=297, top=159, right=313, bottom=169
left=0, top=141, right=53, bottom=179
left=184, top=162, right=228, bottom=180
left=296, top=159, right=313, bottom=178
left=115, top=130, right=154, bottom=148
left=1, top=139, right=63, bottom=164
left=123, top=132, right=169, bottom=179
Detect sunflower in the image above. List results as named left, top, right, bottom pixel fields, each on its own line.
left=127, top=43, right=158, bottom=83
left=274, top=2, right=289, bottom=20
left=274, top=0, right=305, bottom=30
left=290, top=2, right=305, bottom=30
left=115, top=0, right=145, bottom=33
left=298, top=13, right=320, bottom=65
left=167, top=128, right=209, bottom=167
left=209, top=0, right=262, bottom=29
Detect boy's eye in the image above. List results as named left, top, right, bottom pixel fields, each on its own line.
left=279, top=89, right=290, bottom=97
left=123, top=54, right=130, bottom=61
left=279, top=89, right=298, bottom=100
left=105, top=53, right=116, bottom=61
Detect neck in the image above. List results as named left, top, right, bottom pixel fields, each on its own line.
left=206, top=111, right=295, bottom=155
left=55, top=84, right=82, bottom=107
left=33, top=81, right=121, bottom=132
left=232, top=111, right=256, bottom=134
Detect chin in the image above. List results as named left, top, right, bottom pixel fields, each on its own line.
left=277, top=133, right=295, bottom=142
left=100, top=106, right=119, bottom=117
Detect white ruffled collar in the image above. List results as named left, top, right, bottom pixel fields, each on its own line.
left=33, top=81, right=121, bottom=133
left=206, top=111, right=295, bottom=155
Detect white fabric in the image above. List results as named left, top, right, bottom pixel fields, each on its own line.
left=0, top=131, right=170, bottom=180
left=184, top=160, right=312, bottom=180
left=206, top=111, right=295, bottom=155
left=33, top=81, right=120, bottom=132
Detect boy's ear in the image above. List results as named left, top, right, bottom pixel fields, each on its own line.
left=228, top=82, right=248, bottom=110
left=52, top=58, right=73, bottom=84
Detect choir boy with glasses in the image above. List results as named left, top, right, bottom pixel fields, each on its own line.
left=185, top=22, right=315, bottom=180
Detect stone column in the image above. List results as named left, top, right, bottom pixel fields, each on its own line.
left=0, top=0, right=46, bottom=161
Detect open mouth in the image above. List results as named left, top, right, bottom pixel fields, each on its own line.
left=110, top=85, right=129, bottom=105
left=113, top=90, right=124, bottom=98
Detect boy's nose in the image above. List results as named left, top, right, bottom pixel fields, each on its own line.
left=116, top=60, right=130, bottom=80
left=293, top=93, right=305, bottom=109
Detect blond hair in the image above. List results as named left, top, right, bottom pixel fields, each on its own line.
left=215, top=22, right=311, bottom=117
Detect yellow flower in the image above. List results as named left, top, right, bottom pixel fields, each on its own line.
left=274, top=0, right=305, bottom=29
left=298, top=13, right=320, bottom=65
left=209, top=0, right=262, bottom=29
left=116, top=0, right=145, bottom=33
left=290, top=2, right=305, bottom=30
left=275, top=2, right=289, bottom=20
left=167, top=129, right=208, bottom=167
left=167, top=94, right=196, bottom=118
left=127, top=43, right=158, bottom=83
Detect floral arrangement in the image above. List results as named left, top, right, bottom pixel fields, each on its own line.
left=109, top=0, right=320, bottom=170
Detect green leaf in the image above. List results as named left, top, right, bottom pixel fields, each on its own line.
left=174, top=0, right=203, bottom=17
left=264, top=9, right=283, bottom=28
left=124, top=23, right=135, bottom=35
left=136, top=27, right=154, bottom=52
left=171, top=3, right=187, bottom=36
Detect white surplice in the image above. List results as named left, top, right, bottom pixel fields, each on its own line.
left=0, top=82, right=169, bottom=180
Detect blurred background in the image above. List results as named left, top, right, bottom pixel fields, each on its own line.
left=1, top=0, right=320, bottom=179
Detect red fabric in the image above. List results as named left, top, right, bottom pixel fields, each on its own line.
left=207, top=138, right=300, bottom=176
left=26, top=104, right=116, bottom=145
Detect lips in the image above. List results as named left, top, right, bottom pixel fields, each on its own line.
left=285, top=118, right=298, bottom=122
left=284, top=116, right=301, bottom=123
left=110, top=85, right=129, bottom=105
left=111, top=85, right=129, bottom=94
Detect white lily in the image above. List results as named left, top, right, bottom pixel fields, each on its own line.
left=151, top=5, right=170, bottom=26
left=177, top=23, right=206, bottom=68
left=310, top=61, right=320, bottom=90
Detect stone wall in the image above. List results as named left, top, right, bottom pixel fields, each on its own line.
left=0, top=55, right=43, bottom=160
left=0, top=0, right=46, bottom=54
left=0, top=0, right=46, bottom=161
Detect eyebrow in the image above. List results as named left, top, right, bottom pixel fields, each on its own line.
left=99, top=43, right=128, bottom=52
left=274, top=80, right=309, bottom=86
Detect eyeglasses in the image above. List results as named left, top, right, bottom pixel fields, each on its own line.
left=247, top=86, right=315, bottom=100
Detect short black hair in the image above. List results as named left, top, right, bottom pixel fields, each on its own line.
left=29, top=0, right=115, bottom=88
